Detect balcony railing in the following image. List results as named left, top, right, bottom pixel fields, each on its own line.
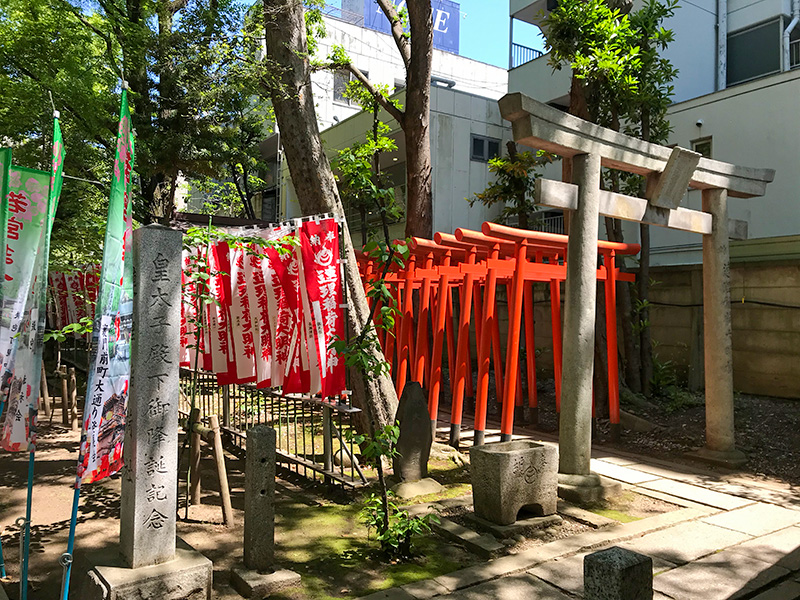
left=511, top=42, right=544, bottom=69
left=791, top=39, right=800, bottom=69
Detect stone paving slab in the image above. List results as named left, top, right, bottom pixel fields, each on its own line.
left=594, top=455, right=638, bottom=466
left=589, top=459, right=662, bottom=484
left=727, top=527, right=800, bottom=571
left=702, top=502, right=800, bottom=536
left=432, top=518, right=505, bottom=559
left=749, top=580, right=800, bottom=600
left=625, top=462, right=710, bottom=484
left=626, top=484, right=707, bottom=509
left=640, top=478, right=755, bottom=510
left=652, top=547, right=790, bottom=600
left=401, top=579, right=451, bottom=599
left=437, top=573, right=571, bottom=600
left=618, top=520, right=752, bottom=565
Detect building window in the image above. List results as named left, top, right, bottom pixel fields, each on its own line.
left=691, top=137, right=712, bottom=159
left=471, top=134, right=501, bottom=162
left=727, top=19, right=782, bottom=86
left=333, top=69, right=368, bottom=105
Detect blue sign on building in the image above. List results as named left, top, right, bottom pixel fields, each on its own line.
left=363, top=0, right=460, bottom=55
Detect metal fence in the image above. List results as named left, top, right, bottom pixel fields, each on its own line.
left=511, top=42, right=544, bottom=69
left=179, top=369, right=367, bottom=488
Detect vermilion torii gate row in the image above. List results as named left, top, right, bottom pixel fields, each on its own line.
left=356, top=223, right=640, bottom=447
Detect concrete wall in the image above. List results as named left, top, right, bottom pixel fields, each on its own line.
left=648, top=260, right=800, bottom=399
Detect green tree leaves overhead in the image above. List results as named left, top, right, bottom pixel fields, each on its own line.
left=0, top=0, right=273, bottom=266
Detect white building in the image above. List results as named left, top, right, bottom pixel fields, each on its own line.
left=509, top=0, right=800, bottom=265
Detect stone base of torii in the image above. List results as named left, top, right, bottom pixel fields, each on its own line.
left=499, top=93, right=774, bottom=501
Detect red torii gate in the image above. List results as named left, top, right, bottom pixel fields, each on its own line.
left=356, top=222, right=640, bottom=446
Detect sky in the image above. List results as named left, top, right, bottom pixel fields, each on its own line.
left=455, top=0, right=544, bottom=68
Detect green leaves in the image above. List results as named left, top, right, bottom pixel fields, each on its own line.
left=44, top=316, right=94, bottom=343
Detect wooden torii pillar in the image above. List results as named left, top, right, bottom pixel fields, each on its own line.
left=500, top=92, right=775, bottom=501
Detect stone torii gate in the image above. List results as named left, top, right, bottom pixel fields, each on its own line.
left=499, top=92, right=775, bottom=501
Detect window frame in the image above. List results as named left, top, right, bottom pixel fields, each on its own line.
left=470, top=133, right=501, bottom=163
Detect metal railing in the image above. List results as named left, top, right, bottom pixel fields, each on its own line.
left=511, top=42, right=544, bottom=69
left=791, top=39, right=800, bottom=69
left=179, top=369, right=366, bottom=488
left=532, top=212, right=565, bottom=235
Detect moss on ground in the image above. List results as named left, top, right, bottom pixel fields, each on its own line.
left=272, top=493, right=476, bottom=600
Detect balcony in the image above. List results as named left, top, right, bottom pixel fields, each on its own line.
left=511, top=42, right=543, bottom=68
left=507, top=51, right=571, bottom=107
left=792, top=39, right=800, bottom=69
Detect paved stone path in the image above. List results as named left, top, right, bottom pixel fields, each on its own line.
left=363, top=423, right=800, bottom=600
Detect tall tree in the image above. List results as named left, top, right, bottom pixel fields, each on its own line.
left=262, top=0, right=398, bottom=432
left=0, top=0, right=267, bottom=240
left=324, top=0, right=433, bottom=239
left=544, top=0, right=678, bottom=396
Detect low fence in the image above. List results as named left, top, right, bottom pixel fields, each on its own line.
left=178, top=369, right=367, bottom=488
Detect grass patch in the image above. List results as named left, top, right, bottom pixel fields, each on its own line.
left=588, top=507, right=640, bottom=523
left=272, top=490, right=478, bottom=600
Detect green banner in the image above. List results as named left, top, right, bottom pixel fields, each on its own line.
left=0, top=119, right=64, bottom=451
left=78, top=90, right=135, bottom=482
left=0, top=148, right=11, bottom=289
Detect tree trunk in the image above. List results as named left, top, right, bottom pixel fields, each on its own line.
left=638, top=222, right=652, bottom=396
left=604, top=215, right=641, bottom=392
left=263, top=0, right=398, bottom=432
left=402, top=0, right=433, bottom=239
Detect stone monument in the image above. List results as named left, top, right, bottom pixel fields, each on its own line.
left=469, top=440, right=558, bottom=526
left=231, top=425, right=300, bottom=597
left=80, top=225, right=212, bottom=600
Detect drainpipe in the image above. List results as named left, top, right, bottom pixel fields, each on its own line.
left=717, top=0, right=727, bottom=90
left=784, top=0, right=800, bottom=71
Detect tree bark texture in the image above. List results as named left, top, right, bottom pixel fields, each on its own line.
left=400, top=0, right=433, bottom=239
left=263, top=0, right=398, bottom=432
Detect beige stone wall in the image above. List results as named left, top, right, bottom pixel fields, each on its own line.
left=648, top=260, right=800, bottom=399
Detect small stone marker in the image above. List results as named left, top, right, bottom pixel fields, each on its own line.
left=120, top=225, right=182, bottom=569
left=469, top=440, right=558, bottom=526
left=244, top=425, right=276, bottom=571
left=231, top=425, right=301, bottom=598
left=584, top=547, right=653, bottom=600
left=393, top=382, right=432, bottom=482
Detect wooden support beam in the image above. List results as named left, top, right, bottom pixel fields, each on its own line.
left=535, top=178, right=749, bottom=239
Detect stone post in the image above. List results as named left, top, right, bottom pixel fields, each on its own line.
left=584, top=547, right=653, bottom=599
left=120, top=225, right=182, bottom=569
left=231, top=424, right=300, bottom=598
left=244, top=425, right=276, bottom=571
left=699, top=188, right=746, bottom=466
left=559, top=152, right=601, bottom=477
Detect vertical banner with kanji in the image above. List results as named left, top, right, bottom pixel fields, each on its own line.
left=1, top=117, right=63, bottom=451
left=0, top=148, right=11, bottom=289
left=77, top=90, right=135, bottom=483
left=299, top=218, right=346, bottom=398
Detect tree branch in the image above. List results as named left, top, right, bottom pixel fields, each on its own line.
left=346, top=64, right=405, bottom=126
left=56, top=0, right=124, bottom=80
left=376, top=0, right=411, bottom=71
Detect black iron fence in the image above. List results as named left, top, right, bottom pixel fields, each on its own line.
left=179, top=369, right=366, bottom=488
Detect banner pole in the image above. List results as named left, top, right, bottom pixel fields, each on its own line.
left=19, top=449, right=34, bottom=600
left=59, top=480, right=81, bottom=600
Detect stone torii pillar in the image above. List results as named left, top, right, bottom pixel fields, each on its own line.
left=499, top=93, right=774, bottom=497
